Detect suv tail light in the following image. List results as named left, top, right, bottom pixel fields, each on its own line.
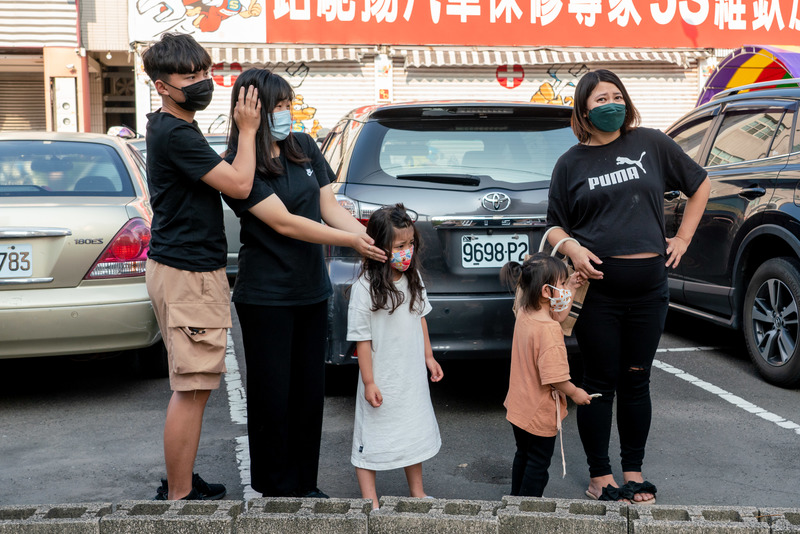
left=84, top=218, right=151, bottom=279
left=336, top=195, right=418, bottom=225
left=336, top=195, right=383, bottom=225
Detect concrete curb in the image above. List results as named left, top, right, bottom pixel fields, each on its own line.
left=755, top=509, right=800, bottom=533
left=0, top=503, right=112, bottom=534
left=500, top=496, right=627, bottom=533
left=100, top=500, right=242, bottom=534
left=0, top=498, right=795, bottom=533
left=237, top=497, right=371, bottom=534
left=370, top=496, right=500, bottom=534
left=628, top=505, right=767, bottom=533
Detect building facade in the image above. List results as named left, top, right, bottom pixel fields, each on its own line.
left=5, top=0, right=800, bottom=135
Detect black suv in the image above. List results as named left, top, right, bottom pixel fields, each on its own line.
left=665, top=79, right=800, bottom=387
left=320, top=102, right=576, bottom=365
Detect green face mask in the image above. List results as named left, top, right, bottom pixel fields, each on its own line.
left=587, top=103, right=626, bottom=132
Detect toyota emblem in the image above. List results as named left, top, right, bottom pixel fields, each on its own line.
left=481, top=192, right=511, bottom=212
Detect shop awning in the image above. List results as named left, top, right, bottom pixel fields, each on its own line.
left=392, top=47, right=709, bottom=69
left=698, top=45, right=800, bottom=105
left=133, top=43, right=708, bottom=69
left=207, top=46, right=375, bottom=65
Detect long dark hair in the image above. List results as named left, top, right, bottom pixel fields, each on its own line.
left=571, top=69, right=641, bottom=144
left=500, top=253, right=568, bottom=311
left=362, top=204, right=424, bottom=314
left=226, top=68, right=309, bottom=176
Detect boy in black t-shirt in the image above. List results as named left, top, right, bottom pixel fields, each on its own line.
left=141, top=32, right=261, bottom=501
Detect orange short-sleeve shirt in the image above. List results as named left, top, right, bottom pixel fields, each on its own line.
left=504, top=310, right=571, bottom=437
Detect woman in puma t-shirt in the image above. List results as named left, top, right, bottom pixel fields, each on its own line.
left=546, top=69, right=710, bottom=505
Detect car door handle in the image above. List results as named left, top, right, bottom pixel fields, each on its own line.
left=664, top=190, right=680, bottom=201
left=738, top=187, right=767, bottom=200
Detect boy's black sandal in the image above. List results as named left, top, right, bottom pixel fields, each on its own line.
left=152, top=487, right=202, bottom=501
left=153, top=473, right=226, bottom=501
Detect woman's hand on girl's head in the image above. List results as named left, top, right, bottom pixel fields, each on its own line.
left=232, top=85, right=261, bottom=135
left=570, top=246, right=604, bottom=280
left=364, top=383, right=383, bottom=407
left=426, top=357, right=443, bottom=382
left=353, top=233, right=387, bottom=262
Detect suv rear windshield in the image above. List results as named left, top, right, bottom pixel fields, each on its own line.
left=0, top=141, right=134, bottom=197
left=348, top=118, right=575, bottom=191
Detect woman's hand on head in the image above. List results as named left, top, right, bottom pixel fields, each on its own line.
left=665, top=235, right=690, bottom=269
left=365, top=383, right=383, bottom=407
left=232, top=85, right=261, bottom=135
left=353, top=233, right=387, bottom=263
left=570, top=246, right=603, bottom=280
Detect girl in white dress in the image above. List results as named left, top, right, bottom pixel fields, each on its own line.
left=346, top=203, right=444, bottom=510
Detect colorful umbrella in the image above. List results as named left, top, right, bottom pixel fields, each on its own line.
left=697, top=45, right=800, bottom=106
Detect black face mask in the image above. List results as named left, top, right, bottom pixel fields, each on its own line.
left=163, top=78, right=214, bottom=112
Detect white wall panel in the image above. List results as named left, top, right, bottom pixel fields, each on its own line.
left=82, top=0, right=129, bottom=51
left=0, top=0, right=77, bottom=48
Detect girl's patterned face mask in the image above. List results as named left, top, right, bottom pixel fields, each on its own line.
left=390, top=245, right=414, bottom=272
left=546, top=284, right=572, bottom=312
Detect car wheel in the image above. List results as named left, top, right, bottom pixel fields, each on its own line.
left=136, top=339, right=169, bottom=379
left=743, top=257, right=800, bottom=387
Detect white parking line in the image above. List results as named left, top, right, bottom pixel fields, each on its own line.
left=654, top=347, right=800, bottom=434
left=223, top=331, right=260, bottom=501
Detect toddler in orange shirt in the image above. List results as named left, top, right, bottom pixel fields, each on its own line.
left=501, top=252, right=592, bottom=497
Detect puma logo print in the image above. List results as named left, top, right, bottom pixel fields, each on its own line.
left=616, top=151, right=647, bottom=174
left=588, top=151, right=648, bottom=191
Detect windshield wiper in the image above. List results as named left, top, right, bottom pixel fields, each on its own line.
left=397, top=173, right=482, bottom=186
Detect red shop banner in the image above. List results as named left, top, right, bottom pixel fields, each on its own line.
left=266, top=0, right=800, bottom=48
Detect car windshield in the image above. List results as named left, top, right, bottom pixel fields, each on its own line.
left=0, top=141, right=134, bottom=196
left=351, top=118, right=576, bottom=190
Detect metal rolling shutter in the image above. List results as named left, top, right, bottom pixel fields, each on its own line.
left=0, top=73, right=47, bottom=131
left=610, top=63, right=699, bottom=131
left=149, top=62, right=373, bottom=135
left=393, top=63, right=697, bottom=131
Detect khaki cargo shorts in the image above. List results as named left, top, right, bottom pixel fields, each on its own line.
left=146, top=259, right=230, bottom=391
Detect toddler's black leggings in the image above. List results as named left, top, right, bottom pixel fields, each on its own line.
left=574, top=256, right=668, bottom=478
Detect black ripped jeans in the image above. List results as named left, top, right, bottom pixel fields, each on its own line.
left=574, top=256, right=668, bottom=478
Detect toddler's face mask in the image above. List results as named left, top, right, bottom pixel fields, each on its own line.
left=390, top=245, right=414, bottom=272
left=546, top=284, right=572, bottom=312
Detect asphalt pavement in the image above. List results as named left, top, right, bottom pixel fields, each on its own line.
left=1, top=308, right=799, bottom=507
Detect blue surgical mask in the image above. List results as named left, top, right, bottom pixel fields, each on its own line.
left=270, top=110, right=292, bottom=141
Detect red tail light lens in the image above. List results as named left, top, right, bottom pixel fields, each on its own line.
left=84, top=218, right=151, bottom=279
left=335, top=195, right=385, bottom=226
